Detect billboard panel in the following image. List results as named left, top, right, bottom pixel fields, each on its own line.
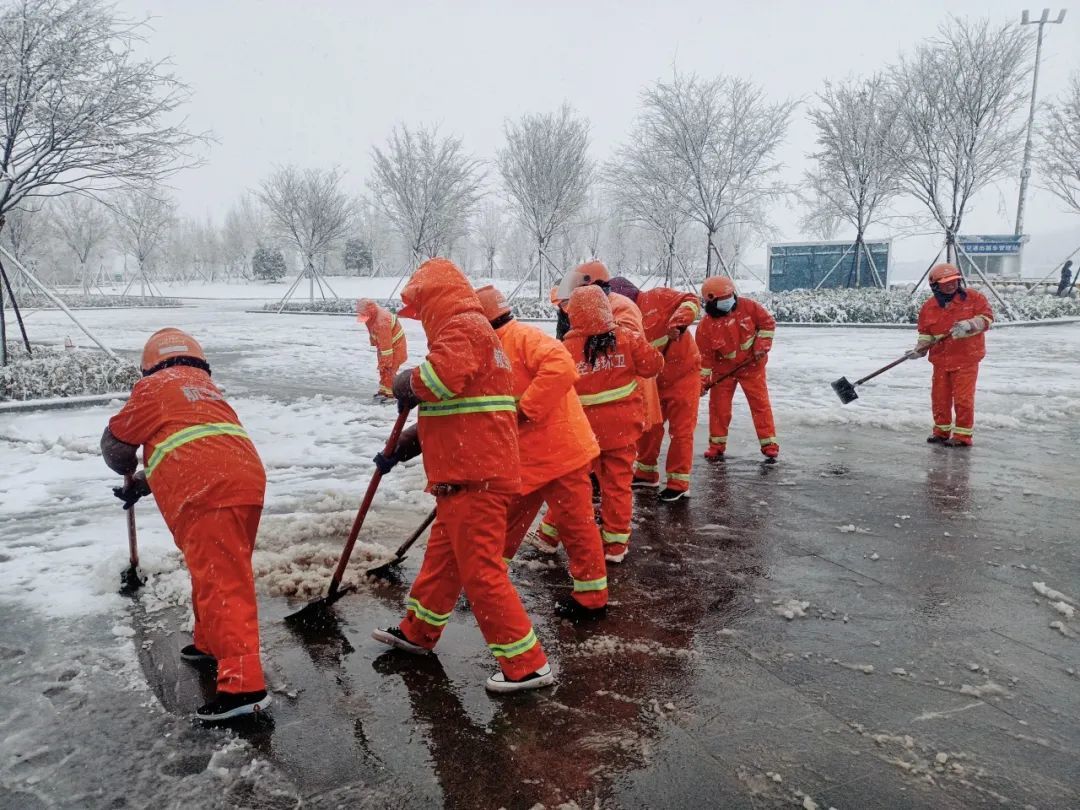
left=767, top=240, right=890, bottom=291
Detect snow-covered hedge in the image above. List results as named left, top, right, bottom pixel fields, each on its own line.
left=0, top=344, right=140, bottom=401
left=262, top=298, right=401, bottom=315
left=5, top=293, right=183, bottom=309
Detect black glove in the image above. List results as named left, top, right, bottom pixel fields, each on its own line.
left=393, top=368, right=420, bottom=413
left=373, top=451, right=398, bottom=474
left=113, top=473, right=151, bottom=510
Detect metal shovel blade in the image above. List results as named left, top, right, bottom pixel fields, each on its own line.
left=284, top=584, right=356, bottom=627
left=831, top=376, right=859, bottom=405
left=119, top=564, right=146, bottom=596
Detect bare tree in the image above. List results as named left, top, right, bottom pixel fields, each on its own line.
left=497, top=104, right=593, bottom=297
left=640, top=72, right=794, bottom=277
left=473, top=202, right=508, bottom=277
left=369, top=124, right=484, bottom=265
left=51, top=196, right=111, bottom=292
left=256, top=165, right=355, bottom=304
left=221, top=195, right=266, bottom=280
left=0, top=0, right=205, bottom=222
left=889, top=17, right=1030, bottom=263
left=112, top=187, right=176, bottom=297
left=1, top=204, right=45, bottom=265
left=1039, top=71, right=1080, bottom=216
left=605, top=123, right=691, bottom=285
left=803, top=75, right=901, bottom=286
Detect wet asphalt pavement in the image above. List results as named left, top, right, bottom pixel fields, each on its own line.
left=58, top=419, right=1079, bottom=809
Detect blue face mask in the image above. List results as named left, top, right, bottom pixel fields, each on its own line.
left=716, top=297, right=736, bottom=312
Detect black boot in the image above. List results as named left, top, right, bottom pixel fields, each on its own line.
left=554, top=596, right=608, bottom=623
left=195, top=690, right=271, bottom=722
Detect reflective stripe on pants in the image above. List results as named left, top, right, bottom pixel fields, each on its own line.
left=399, top=489, right=547, bottom=679
left=708, top=367, right=777, bottom=455
left=503, top=464, right=608, bottom=609
left=931, top=363, right=979, bottom=439
left=597, top=442, right=636, bottom=555
left=636, top=373, right=700, bottom=492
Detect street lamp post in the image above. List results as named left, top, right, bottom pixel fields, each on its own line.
left=1015, top=8, right=1067, bottom=238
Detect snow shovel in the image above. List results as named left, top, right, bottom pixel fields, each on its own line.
left=700, top=357, right=758, bottom=397
left=285, top=407, right=412, bottom=625
left=832, top=337, right=948, bottom=405
left=118, top=474, right=146, bottom=595
left=364, top=507, right=436, bottom=580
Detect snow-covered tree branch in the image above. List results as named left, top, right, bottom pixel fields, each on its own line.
left=1038, top=71, right=1080, bottom=217
left=369, top=124, right=484, bottom=264
left=497, top=103, right=593, bottom=296
left=640, top=71, right=794, bottom=277
left=888, top=17, right=1030, bottom=259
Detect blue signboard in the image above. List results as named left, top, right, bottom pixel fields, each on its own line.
left=956, top=235, right=1024, bottom=255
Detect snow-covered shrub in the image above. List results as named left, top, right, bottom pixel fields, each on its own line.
left=749, top=288, right=1080, bottom=324
left=262, top=298, right=401, bottom=315
left=252, top=246, right=287, bottom=281
left=5, top=293, right=183, bottom=309
left=0, top=344, right=140, bottom=401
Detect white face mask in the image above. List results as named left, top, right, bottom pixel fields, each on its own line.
left=716, top=297, right=736, bottom=312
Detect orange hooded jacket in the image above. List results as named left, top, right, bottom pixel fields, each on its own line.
left=608, top=291, right=663, bottom=428
left=916, top=288, right=993, bottom=370
left=359, top=301, right=407, bottom=371
left=399, top=259, right=521, bottom=493
left=494, top=319, right=600, bottom=494
left=695, top=297, right=776, bottom=381
left=635, top=288, right=702, bottom=388
left=563, top=286, right=665, bottom=450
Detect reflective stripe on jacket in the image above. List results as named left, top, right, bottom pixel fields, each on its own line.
left=636, top=287, right=702, bottom=388
left=694, top=297, right=775, bottom=380
left=916, top=288, right=993, bottom=370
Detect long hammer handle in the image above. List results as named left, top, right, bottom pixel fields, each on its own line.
left=328, top=407, right=410, bottom=596
left=125, top=474, right=140, bottom=568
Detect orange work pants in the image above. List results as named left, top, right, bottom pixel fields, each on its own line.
left=177, top=505, right=265, bottom=694
left=596, top=443, right=636, bottom=557
left=400, top=489, right=547, bottom=679
left=503, top=464, right=607, bottom=608
left=931, top=363, right=979, bottom=441
left=635, top=373, right=700, bottom=492
left=377, top=361, right=402, bottom=397
left=708, top=368, right=777, bottom=454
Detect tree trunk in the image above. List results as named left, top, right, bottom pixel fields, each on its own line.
left=705, top=230, right=716, bottom=278
left=852, top=234, right=864, bottom=288
left=0, top=257, right=32, bottom=361
left=0, top=266, right=7, bottom=367
left=945, top=231, right=957, bottom=265
left=537, top=244, right=544, bottom=301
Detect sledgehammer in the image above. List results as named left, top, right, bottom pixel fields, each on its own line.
left=832, top=336, right=948, bottom=404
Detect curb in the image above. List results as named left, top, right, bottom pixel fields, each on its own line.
left=0, top=392, right=130, bottom=414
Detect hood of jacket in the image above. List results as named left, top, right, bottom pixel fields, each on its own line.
left=398, top=258, right=484, bottom=336
left=567, top=284, right=615, bottom=336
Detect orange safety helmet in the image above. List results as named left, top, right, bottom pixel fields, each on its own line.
left=356, top=298, right=378, bottom=324
left=475, top=284, right=512, bottom=322
left=141, top=328, right=207, bottom=374
left=567, top=284, right=614, bottom=336
left=555, top=260, right=611, bottom=301
left=929, top=263, right=962, bottom=285
left=701, top=276, right=736, bottom=301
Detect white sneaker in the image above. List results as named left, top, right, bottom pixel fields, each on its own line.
left=485, top=663, right=555, bottom=694
left=525, top=532, right=559, bottom=554
left=605, top=550, right=627, bottom=563
left=372, top=627, right=429, bottom=655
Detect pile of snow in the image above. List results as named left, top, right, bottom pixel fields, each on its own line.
left=748, top=288, right=1080, bottom=324
left=261, top=297, right=387, bottom=315
left=7, top=292, right=182, bottom=308
left=0, top=344, right=139, bottom=401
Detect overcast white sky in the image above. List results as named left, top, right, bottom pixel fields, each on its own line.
left=122, top=0, right=1079, bottom=269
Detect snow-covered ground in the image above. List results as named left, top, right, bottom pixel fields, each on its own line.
left=2, top=281, right=1078, bottom=806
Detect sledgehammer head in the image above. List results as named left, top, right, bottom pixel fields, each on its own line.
left=831, top=376, right=858, bottom=405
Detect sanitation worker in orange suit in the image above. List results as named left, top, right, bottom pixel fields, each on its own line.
left=357, top=298, right=407, bottom=399
left=608, top=277, right=702, bottom=502
left=563, top=285, right=664, bottom=563
left=473, top=285, right=608, bottom=621
left=906, top=263, right=993, bottom=447
left=694, top=277, right=779, bottom=461
left=371, top=258, right=554, bottom=693
left=100, top=329, right=269, bottom=723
